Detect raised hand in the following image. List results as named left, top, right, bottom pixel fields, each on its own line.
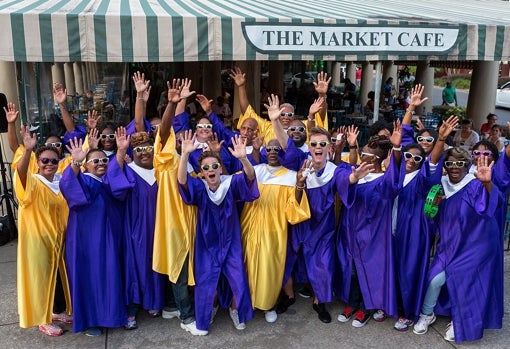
left=229, top=67, right=246, bottom=87
left=309, top=97, right=325, bottom=115
left=53, top=83, right=67, bottom=105
left=20, top=126, right=37, bottom=151
left=415, top=118, right=424, bottom=131
left=410, top=84, right=429, bottom=107
left=3, top=102, right=19, bottom=123
left=229, top=134, right=247, bottom=159
left=313, top=72, right=331, bottom=95
left=88, top=128, right=99, bottom=150
left=296, top=159, right=312, bottom=186
left=350, top=162, right=375, bottom=183
left=196, top=94, right=213, bottom=115
left=115, top=126, right=130, bottom=152
left=252, top=136, right=263, bottom=151
left=474, top=155, right=494, bottom=183
left=85, top=109, right=101, bottom=131
left=389, top=119, right=402, bottom=147
left=167, top=78, right=183, bottom=104
left=181, top=129, right=198, bottom=155
left=264, top=94, right=284, bottom=121
left=143, top=85, right=151, bottom=103
left=133, top=71, right=150, bottom=93
left=207, top=132, right=224, bottom=153
left=438, top=115, right=459, bottom=139
left=346, top=125, right=359, bottom=147
left=180, top=78, right=196, bottom=100
left=66, top=137, right=86, bottom=163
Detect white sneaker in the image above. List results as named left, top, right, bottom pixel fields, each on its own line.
left=372, top=309, right=386, bottom=322
left=444, top=322, right=455, bottom=342
left=162, top=308, right=180, bottom=319
left=229, top=308, right=246, bottom=330
left=210, top=305, right=219, bottom=325
left=180, top=321, right=208, bottom=336
left=413, top=313, right=436, bottom=334
left=265, top=310, right=277, bottom=323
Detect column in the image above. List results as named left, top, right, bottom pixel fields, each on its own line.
left=202, top=61, right=222, bottom=102
left=467, top=61, right=499, bottom=130
left=81, top=63, right=89, bottom=92
left=267, top=61, right=284, bottom=96
left=359, top=62, right=373, bottom=107
left=64, top=63, right=75, bottom=95
left=51, top=63, right=65, bottom=86
left=331, top=62, right=341, bottom=90
left=73, top=62, right=84, bottom=95
left=414, top=61, right=434, bottom=116
left=373, top=62, right=383, bottom=123
left=0, top=62, right=20, bottom=162
left=347, top=62, right=356, bottom=83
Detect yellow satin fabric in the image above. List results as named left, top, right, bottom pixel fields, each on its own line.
left=240, top=168, right=311, bottom=310
left=14, top=171, right=71, bottom=328
left=152, top=129, right=197, bottom=285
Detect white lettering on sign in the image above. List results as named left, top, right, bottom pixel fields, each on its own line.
left=242, top=24, right=459, bottom=54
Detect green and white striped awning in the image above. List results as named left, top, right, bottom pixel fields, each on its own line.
left=1, top=0, right=509, bottom=62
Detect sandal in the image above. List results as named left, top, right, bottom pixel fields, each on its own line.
left=52, top=312, right=73, bottom=324
left=124, top=316, right=138, bottom=330
left=39, top=323, right=64, bottom=336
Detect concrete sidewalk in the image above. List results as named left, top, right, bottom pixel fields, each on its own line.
left=1, top=239, right=509, bottom=349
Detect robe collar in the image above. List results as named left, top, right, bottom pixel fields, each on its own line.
left=441, top=173, right=476, bottom=198
left=254, top=164, right=296, bottom=187
left=306, top=161, right=336, bottom=189
left=202, top=175, right=233, bottom=205
left=84, top=172, right=103, bottom=182
left=357, top=172, right=384, bottom=185
left=35, top=173, right=61, bottom=195
left=403, top=170, right=420, bottom=187
left=128, top=162, right=156, bottom=186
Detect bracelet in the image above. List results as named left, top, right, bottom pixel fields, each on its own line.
left=424, top=184, right=444, bottom=218
left=296, top=184, right=306, bottom=190
left=392, top=146, right=402, bottom=151
left=349, top=145, right=358, bottom=149
left=438, top=138, right=446, bottom=141
left=72, top=161, right=82, bottom=167
left=405, top=109, right=415, bottom=115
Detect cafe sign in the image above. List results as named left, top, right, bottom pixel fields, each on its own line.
left=242, top=23, right=459, bottom=54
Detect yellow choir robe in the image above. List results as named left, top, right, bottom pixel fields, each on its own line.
left=152, top=129, right=197, bottom=285
left=11, top=145, right=72, bottom=174
left=236, top=105, right=327, bottom=145
left=14, top=171, right=71, bottom=328
left=240, top=164, right=311, bottom=310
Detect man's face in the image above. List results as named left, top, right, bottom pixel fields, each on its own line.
left=308, top=134, right=331, bottom=167
left=279, top=105, right=295, bottom=129
left=239, top=119, right=257, bottom=146
left=287, top=120, right=307, bottom=147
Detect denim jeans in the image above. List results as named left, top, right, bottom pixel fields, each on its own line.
left=348, top=265, right=366, bottom=312
left=421, top=271, right=446, bottom=315
left=171, top=256, right=195, bottom=324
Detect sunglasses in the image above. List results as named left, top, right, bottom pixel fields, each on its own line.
left=39, top=157, right=59, bottom=165
left=309, top=141, right=330, bottom=148
left=86, top=157, right=109, bottom=164
left=417, top=136, right=435, bottom=144
left=472, top=150, right=493, bottom=157
left=280, top=112, right=294, bottom=117
left=361, top=152, right=381, bottom=159
left=100, top=134, right=116, bottom=140
left=444, top=160, right=467, bottom=168
left=200, top=162, right=221, bottom=171
left=403, top=152, right=423, bottom=163
left=134, top=146, right=154, bottom=153
left=150, top=124, right=160, bottom=132
left=45, top=142, right=62, bottom=148
left=196, top=123, right=213, bottom=129
left=288, top=126, right=305, bottom=133
left=266, top=146, right=282, bottom=153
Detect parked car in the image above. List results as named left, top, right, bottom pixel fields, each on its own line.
left=496, top=81, right=510, bottom=108
left=287, top=72, right=317, bottom=89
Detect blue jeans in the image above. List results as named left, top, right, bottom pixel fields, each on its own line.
left=171, top=256, right=195, bottom=324
left=421, top=271, right=446, bottom=315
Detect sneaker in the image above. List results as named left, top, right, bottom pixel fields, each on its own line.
left=338, top=305, right=357, bottom=323
left=394, top=317, right=414, bottom=331
left=210, top=305, right=219, bottom=325
left=84, top=327, right=102, bottom=337
left=372, top=309, right=387, bottom=322
left=38, top=323, right=64, bottom=336
left=180, top=321, right=208, bottom=336
left=147, top=309, right=160, bottom=318
left=313, top=303, right=332, bottom=323
left=352, top=310, right=370, bottom=328
left=265, top=310, right=277, bottom=323
left=162, top=307, right=180, bottom=319
left=297, top=285, right=313, bottom=298
left=229, top=308, right=246, bottom=330
left=52, top=312, right=73, bottom=324
left=413, top=313, right=436, bottom=335
left=275, top=293, right=295, bottom=314
left=124, top=316, right=138, bottom=330
left=444, top=322, right=455, bottom=342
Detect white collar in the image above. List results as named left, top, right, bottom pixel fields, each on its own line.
left=202, top=175, right=233, bottom=205
left=35, top=173, right=62, bottom=195
left=246, top=145, right=253, bottom=155
left=403, top=170, right=420, bottom=187
left=357, top=172, right=384, bottom=184
left=254, top=164, right=296, bottom=187
left=104, top=150, right=115, bottom=157
left=441, top=173, right=476, bottom=198
left=194, top=139, right=209, bottom=150
left=84, top=172, right=103, bottom=182
left=306, top=161, right=336, bottom=188
left=128, top=162, right=156, bottom=186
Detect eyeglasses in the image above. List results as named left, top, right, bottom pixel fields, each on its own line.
left=86, top=157, right=109, bottom=164
left=472, top=150, right=493, bottom=157
left=288, top=126, right=305, bottom=133
left=280, top=112, right=294, bottom=117
left=45, top=142, right=62, bottom=148
left=266, top=146, right=282, bottom=153
left=196, top=123, right=213, bottom=129
left=100, top=134, right=116, bottom=140
left=331, top=137, right=337, bottom=143
left=403, top=152, right=423, bottom=163
left=200, top=162, right=221, bottom=171
left=39, top=157, right=59, bottom=165
left=309, top=141, right=330, bottom=148
left=134, top=146, right=154, bottom=153
left=417, top=136, right=435, bottom=144
left=361, top=152, right=381, bottom=159
left=444, top=160, right=467, bottom=168
left=150, top=124, right=160, bottom=132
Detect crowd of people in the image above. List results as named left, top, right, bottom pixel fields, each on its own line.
left=3, top=68, right=509, bottom=344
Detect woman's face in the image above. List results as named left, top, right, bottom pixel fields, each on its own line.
left=195, top=118, right=213, bottom=143
left=471, top=144, right=494, bottom=164
left=132, top=142, right=154, bottom=169
left=403, top=147, right=423, bottom=174
left=417, top=131, right=434, bottom=154
left=37, top=149, right=59, bottom=179
left=490, top=127, right=501, bottom=138
left=44, top=136, right=63, bottom=158
left=444, top=155, right=469, bottom=184
left=85, top=151, right=109, bottom=177
left=100, top=127, right=116, bottom=151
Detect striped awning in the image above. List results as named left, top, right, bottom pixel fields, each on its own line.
left=1, top=0, right=510, bottom=63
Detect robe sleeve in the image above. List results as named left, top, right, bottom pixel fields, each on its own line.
left=125, top=118, right=151, bottom=134
left=231, top=171, right=260, bottom=203
left=11, top=145, right=38, bottom=174
left=401, top=124, right=415, bottom=147
left=62, top=125, right=87, bottom=146
left=493, top=152, right=510, bottom=195
left=59, top=166, right=92, bottom=208
left=13, top=170, right=37, bottom=206
left=380, top=152, right=405, bottom=198
left=173, top=111, right=190, bottom=134
left=103, top=159, right=134, bottom=201
left=468, top=180, right=502, bottom=219
left=278, top=138, right=308, bottom=171
left=334, top=163, right=357, bottom=209
left=178, top=174, right=201, bottom=205
left=285, top=187, right=311, bottom=225
left=208, top=111, right=235, bottom=145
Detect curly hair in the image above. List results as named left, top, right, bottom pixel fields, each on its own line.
left=472, top=139, right=500, bottom=162
left=35, top=146, right=59, bottom=159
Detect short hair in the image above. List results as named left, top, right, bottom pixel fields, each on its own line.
left=461, top=119, right=473, bottom=126
left=487, top=113, right=497, bottom=120
left=472, top=139, right=500, bottom=162
left=280, top=103, right=295, bottom=112
left=197, top=151, right=223, bottom=167
left=367, top=91, right=375, bottom=99
left=35, top=146, right=59, bottom=159
left=86, top=149, right=107, bottom=162
left=308, top=127, right=330, bottom=141
left=368, top=120, right=393, bottom=138
left=416, top=128, right=439, bottom=143
left=445, top=147, right=471, bottom=167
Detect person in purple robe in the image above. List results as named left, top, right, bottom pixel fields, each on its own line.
left=177, top=132, right=259, bottom=334
left=413, top=148, right=503, bottom=343
left=336, top=121, right=404, bottom=328
left=60, top=132, right=131, bottom=336
left=117, top=131, right=166, bottom=329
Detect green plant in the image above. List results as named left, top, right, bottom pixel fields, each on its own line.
left=445, top=106, right=467, bottom=119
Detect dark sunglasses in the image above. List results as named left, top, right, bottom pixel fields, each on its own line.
left=288, top=126, right=305, bottom=133
left=100, top=134, right=116, bottom=140
left=134, top=146, right=154, bottom=153
left=86, top=157, right=109, bottom=164
left=280, top=112, right=294, bottom=117
left=150, top=124, right=160, bottom=132
left=472, top=150, right=492, bottom=157
left=417, top=136, right=435, bottom=144
left=266, top=146, right=282, bottom=153
left=45, top=142, right=62, bottom=148
left=403, top=152, right=423, bottom=163
left=201, top=162, right=221, bottom=171
left=39, top=157, right=59, bottom=165
left=309, top=141, right=330, bottom=148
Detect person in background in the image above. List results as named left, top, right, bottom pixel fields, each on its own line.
left=453, top=119, right=479, bottom=151
left=442, top=81, right=457, bottom=107
left=480, top=113, right=498, bottom=139
left=487, top=124, right=506, bottom=155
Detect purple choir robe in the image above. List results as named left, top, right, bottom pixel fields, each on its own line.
left=60, top=166, right=130, bottom=332
left=431, top=175, right=503, bottom=343
left=394, top=160, right=442, bottom=320
left=178, top=172, right=260, bottom=331
left=107, top=160, right=165, bottom=311
left=284, top=161, right=354, bottom=303
left=336, top=154, right=405, bottom=317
